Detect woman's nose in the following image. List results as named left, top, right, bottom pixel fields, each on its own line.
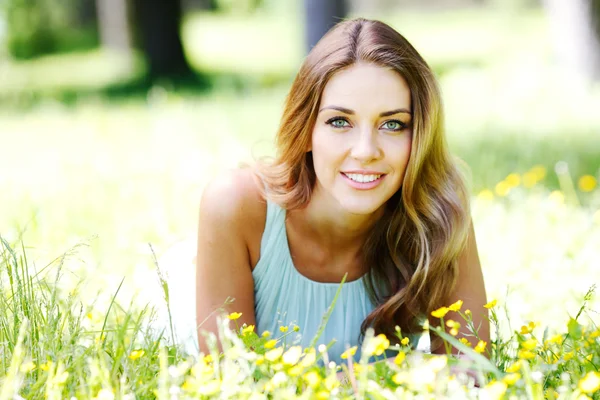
left=350, top=128, right=382, bottom=163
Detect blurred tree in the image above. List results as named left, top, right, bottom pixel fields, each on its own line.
left=304, top=0, right=347, bottom=53
left=543, top=0, right=600, bottom=82
left=131, top=0, right=193, bottom=82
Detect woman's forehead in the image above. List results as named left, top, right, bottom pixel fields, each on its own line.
left=320, top=63, right=411, bottom=113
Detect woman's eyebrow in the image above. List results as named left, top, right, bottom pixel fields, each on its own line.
left=318, top=105, right=411, bottom=116
left=380, top=108, right=411, bottom=117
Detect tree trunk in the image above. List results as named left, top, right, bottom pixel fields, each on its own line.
left=96, top=0, right=131, bottom=51
left=304, top=0, right=347, bottom=53
left=132, top=0, right=193, bottom=82
left=543, top=0, right=600, bottom=82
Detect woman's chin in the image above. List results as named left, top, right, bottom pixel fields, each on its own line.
left=338, top=199, right=386, bottom=217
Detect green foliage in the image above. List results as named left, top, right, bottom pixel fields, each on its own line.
left=3, top=0, right=98, bottom=59
left=0, top=237, right=598, bottom=398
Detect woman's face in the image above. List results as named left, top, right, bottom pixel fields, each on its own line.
left=310, top=62, right=413, bottom=215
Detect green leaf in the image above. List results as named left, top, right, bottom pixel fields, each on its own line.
left=567, top=318, right=582, bottom=340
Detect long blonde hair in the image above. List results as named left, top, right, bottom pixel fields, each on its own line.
left=255, top=18, right=470, bottom=345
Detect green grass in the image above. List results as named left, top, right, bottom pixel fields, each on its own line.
left=0, top=231, right=598, bottom=398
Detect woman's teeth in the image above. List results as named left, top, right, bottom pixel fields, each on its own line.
left=344, top=173, right=382, bottom=183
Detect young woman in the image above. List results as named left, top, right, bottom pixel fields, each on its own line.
left=195, top=18, right=489, bottom=364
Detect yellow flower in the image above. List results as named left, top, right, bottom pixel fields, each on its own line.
left=520, top=338, right=537, bottom=351
left=446, top=320, right=461, bottom=336
left=20, top=361, right=36, bottom=373
left=578, top=175, right=597, bottom=192
left=287, top=365, right=303, bottom=376
left=364, top=333, right=390, bottom=356
left=293, top=325, right=300, bottom=332
left=483, top=299, right=497, bottom=309
left=300, top=349, right=316, bottom=367
left=265, top=347, right=284, bottom=362
left=477, top=189, right=494, bottom=201
left=373, top=334, right=390, bottom=356
left=227, top=312, right=242, bottom=320
left=520, top=321, right=537, bottom=335
left=530, top=165, right=547, bottom=180
left=282, top=346, right=302, bottom=366
left=564, top=351, right=574, bottom=361
left=128, top=349, right=145, bottom=361
left=448, top=300, right=463, bottom=312
left=303, top=371, right=321, bottom=388
left=459, top=338, right=471, bottom=347
left=502, top=373, right=521, bottom=386
left=523, top=171, right=538, bottom=188
left=428, top=355, right=448, bottom=372
left=394, top=351, right=406, bottom=365
left=465, top=309, right=472, bottom=317
left=261, top=330, right=271, bottom=338
left=446, top=319, right=460, bottom=329
left=353, top=362, right=363, bottom=373
left=506, top=361, right=521, bottom=373
left=518, top=349, right=536, bottom=360
left=264, top=339, right=277, bottom=349
left=279, top=326, right=289, bottom=333
left=181, top=379, right=195, bottom=392
left=241, top=325, right=255, bottom=335
left=579, top=371, right=600, bottom=393
left=431, top=307, right=449, bottom=318
left=400, top=337, right=410, bottom=346
left=203, top=354, right=213, bottom=363
left=40, top=361, right=53, bottom=371
left=545, top=333, right=563, bottom=346
left=316, top=391, right=330, bottom=400
left=340, top=346, right=357, bottom=360
left=392, top=372, right=409, bottom=385
left=505, top=173, right=521, bottom=188
left=482, top=381, right=507, bottom=400
left=474, top=340, right=487, bottom=354
left=495, top=181, right=511, bottom=197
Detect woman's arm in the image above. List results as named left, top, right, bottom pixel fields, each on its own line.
left=195, top=171, right=259, bottom=354
left=430, top=221, right=490, bottom=356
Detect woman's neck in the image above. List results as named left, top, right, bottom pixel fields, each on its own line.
left=288, top=185, right=385, bottom=255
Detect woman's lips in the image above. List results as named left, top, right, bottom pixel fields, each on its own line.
left=341, top=172, right=386, bottom=190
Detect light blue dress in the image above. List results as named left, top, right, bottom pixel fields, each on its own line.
left=154, top=198, right=428, bottom=362
left=253, top=199, right=379, bottom=364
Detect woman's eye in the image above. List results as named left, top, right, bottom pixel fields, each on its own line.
left=326, top=117, right=350, bottom=128
left=381, top=120, right=405, bottom=131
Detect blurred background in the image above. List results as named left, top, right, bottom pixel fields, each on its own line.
left=1, top=0, right=599, bottom=333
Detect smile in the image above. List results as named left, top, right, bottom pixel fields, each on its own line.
left=341, top=172, right=386, bottom=189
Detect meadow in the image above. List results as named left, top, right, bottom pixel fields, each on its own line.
left=0, top=5, right=599, bottom=398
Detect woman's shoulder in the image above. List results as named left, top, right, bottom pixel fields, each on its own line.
left=199, top=167, right=267, bottom=265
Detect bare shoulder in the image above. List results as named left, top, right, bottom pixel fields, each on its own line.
left=199, top=168, right=267, bottom=254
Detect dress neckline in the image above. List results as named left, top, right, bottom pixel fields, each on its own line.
left=278, top=205, right=368, bottom=288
